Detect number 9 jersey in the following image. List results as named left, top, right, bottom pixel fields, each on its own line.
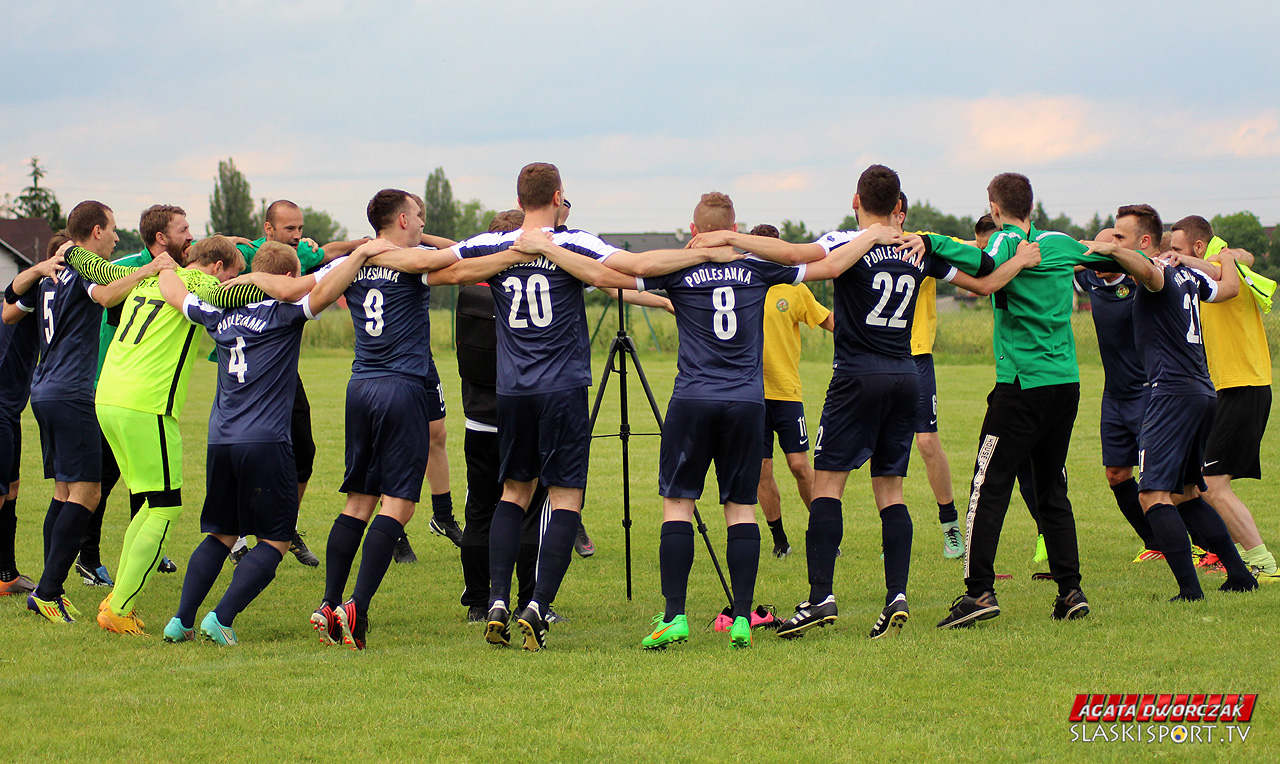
left=315, top=256, right=433, bottom=381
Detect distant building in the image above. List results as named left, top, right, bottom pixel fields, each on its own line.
left=0, top=218, right=51, bottom=285
left=598, top=231, right=688, bottom=252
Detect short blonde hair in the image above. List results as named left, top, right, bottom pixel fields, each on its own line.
left=251, top=241, right=301, bottom=276
left=188, top=235, right=245, bottom=272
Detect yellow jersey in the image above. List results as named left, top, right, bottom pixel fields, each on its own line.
left=762, top=283, right=831, bottom=401
left=910, top=277, right=937, bottom=355
left=1201, top=248, right=1272, bottom=389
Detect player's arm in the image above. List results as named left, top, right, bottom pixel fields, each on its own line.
left=1176, top=252, right=1240, bottom=303
left=2, top=255, right=63, bottom=324
left=156, top=268, right=192, bottom=311
left=318, top=237, right=373, bottom=265
left=218, top=273, right=314, bottom=303
left=800, top=225, right=901, bottom=281
left=914, top=234, right=996, bottom=277
left=818, top=313, right=834, bottom=331
left=421, top=233, right=457, bottom=250
left=600, top=287, right=675, bottom=314
left=1221, top=247, right=1254, bottom=267
left=949, top=241, right=1042, bottom=296
left=306, top=247, right=371, bottom=315
left=596, top=245, right=742, bottom=278
left=89, top=254, right=177, bottom=308
left=365, top=245, right=459, bottom=274
left=427, top=249, right=537, bottom=286
left=510, top=230, right=640, bottom=290
left=689, top=230, right=827, bottom=265
left=1083, top=240, right=1162, bottom=291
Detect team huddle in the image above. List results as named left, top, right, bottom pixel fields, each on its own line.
left=0, top=161, right=1273, bottom=651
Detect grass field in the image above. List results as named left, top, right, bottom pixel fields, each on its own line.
left=3, top=322, right=1278, bottom=763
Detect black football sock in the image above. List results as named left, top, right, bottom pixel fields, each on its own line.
left=530, top=509, right=579, bottom=611
left=659, top=521, right=695, bottom=621
left=322, top=514, right=366, bottom=606
left=937, top=501, right=957, bottom=525
left=806, top=497, right=843, bottom=603
left=42, top=498, right=64, bottom=565
left=214, top=543, right=283, bottom=626
left=1110, top=479, right=1156, bottom=549
left=0, top=498, right=17, bottom=576
left=351, top=515, right=403, bottom=617
left=766, top=517, right=787, bottom=545
left=1178, top=497, right=1255, bottom=585
left=431, top=492, right=454, bottom=520
left=516, top=540, right=539, bottom=612
left=488, top=501, right=524, bottom=607
left=34, top=502, right=91, bottom=601
left=176, top=536, right=231, bottom=629
left=1147, top=503, right=1203, bottom=599
left=880, top=503, right=913, bottom=605
left=726, top=522, right=760, bottom=620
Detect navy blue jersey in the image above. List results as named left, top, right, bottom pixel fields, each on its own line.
left=183, top=295, right=315, bottom=444
left=1075, top=271, right=1147, bottom=399
left=642, top=258, right=804, bottom=401
left=1133, top=264, right=1217, bottom=397
left=30, top=265, right=103, bottom=403
left=454, top=228, right=622, bottom=395
left=815, top=230, right=958, bottom=376
left=0, top=289, right=39, bottom=419
left=316, top=256, right=432, bottom=381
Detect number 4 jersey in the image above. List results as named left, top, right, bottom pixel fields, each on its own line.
left=96, top=268, right=221, bottom=418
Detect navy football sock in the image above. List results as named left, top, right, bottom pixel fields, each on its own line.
left=35, top=502, right=91, bottom=601
left=1178, top=497, right=1253, bottom=581
left=42, top=498, right=64, bottom=565
left=0, top=498, right=16, bottom=576
left=431, top=492, right=454, bottom=520
left=322, top=514, right=366, bottom=606
left=937, top=501, right=957, bottom=525
left=214, top=543, right=283, bottom=626
left=350, top=515, right=403, bottom=617
left=880, top=504, right=913, bottom=605
left=806, top=497, right=843, bottom=603
left=1147, top=503, right=1203, bottom=599
left=176, top=536, right=231, bottom=629
left=488, top=501, right=524, bottom=607
left=530, top=509, right=579, bottom=611
left=1111, top=479, right=1156, bottom=549
left=659, top=521, right=695, bottom=621
left=726, top=522, right=760, bottom=619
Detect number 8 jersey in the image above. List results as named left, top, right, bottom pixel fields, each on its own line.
left=316, top=256, right=433, bottom=381
left=453, top=229, right=622, bottom=396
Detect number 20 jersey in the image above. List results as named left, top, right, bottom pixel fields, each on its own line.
left=316, top=256, right=432, bottom=381
left=454, top=229, right=621, bottom=396
left=815, top=230, right=959, bottom=376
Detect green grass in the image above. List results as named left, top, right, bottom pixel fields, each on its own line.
left=3, top=333, right=1278, bottom=762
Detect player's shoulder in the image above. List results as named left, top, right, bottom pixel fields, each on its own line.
left=554, top=229, right=618, bottom=254
left=111, top=250, right=152, bottom=267
left=816, top=229, right=858, bottom=247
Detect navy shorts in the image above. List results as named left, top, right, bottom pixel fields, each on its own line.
left=291, top=375, right=316, bottom=483
left=1203, top=385, right=1271, bottom=480
left=33, top=398, right=102, bottom=483
left=761, top=399, right=810, bottom=458
left=497, top=387, right=590, bottom=489
left=1138, top=393, right=1215, bottom=494
left=0, top=416, right=20, bottom=495
left=813, top=372, right=918, bottom=477
left=425, top=359, right=446, bottom=423
left=661, top=398, right=765, bottom=505
left=202, top=442, right=299, bottom=541
left=913, top=354, right=939, bottom=433
left=1100, top=392, right=1148, bottom=467
left=342, top=376, right=431, bottom=501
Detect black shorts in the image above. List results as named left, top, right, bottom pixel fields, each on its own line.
left=1138, top=393, right=1215, bottom=494
left=1100, top=392, right=1147, bottom=467
left=913, top=354, right=939, bottom=434
left=33, top=398, right=101, bottom=483
left=661, top=398, right=765, bottom=505
left=813, top=372, right=918, bottom=477
left=425, top=359, right=447, bottom=422
left=341, top=376, right=431, bottom=501
left=761, top=399, right=809, bottom=458
left=291, top=375, right=316, bottom=483
left=497, top=388, right=590, bottom=489
left=0, top=415, right=20, bottom=495
left=202, top=442, right=299, bottom=541
left=1203, top=385, right=1271, bottom=480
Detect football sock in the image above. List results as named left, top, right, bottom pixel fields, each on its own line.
left=806, top=497, right=843, bottom=603
left=176, top=536, right=231, bottom=629
left=110, top=499, right=182, bottom=616
left=322, top=513, right=366, bottom=606
left=516, top=540, right=538, bottom=611
left=351, top=515, right=403, bottom=617
left=880, top=504, right=913, bottom=605
left=1146, top=503, right=1203, bottom=600
left=726, top=522, right=760, bottom=620
left=530, top=509, right=579, bottom=610
left=659, top=521, right=694, bottom=621
left=1177, top=497, right=1254, bottom=582
left=766, top=517, right=787, bottom=544
left=488, top=501, right=523, bottom=607
left=431, top=492, right=454, bottom=520
left=1110, top=478, right=1156, bottom=549
left=215, top=543, right=283, bottom=626
left=1240, top=543, right=1276, bottom=574
left=42, top=498, right=64, bottom=564
left=79, top=493, right=108, bottom=569
left=34, top=502, right=91, bottom=602
left=937, top=500, right=957, bottom=525
left=0, top=498, right=17, bottom=575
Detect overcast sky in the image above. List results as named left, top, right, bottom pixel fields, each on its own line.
left=4, top=1, right=1279, bottom=239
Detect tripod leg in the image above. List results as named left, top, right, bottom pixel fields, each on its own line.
left=691, top=504, right=735, bottom=608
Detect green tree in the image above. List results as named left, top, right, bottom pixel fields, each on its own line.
left=903, top=201, right=974, bottom=239
left=299, top=207, right=348, bottom=244
left=1210, top=211, right=1269, bottom=255
left=13, top=157, right=65, bottom=230
left=837, top=214, right=858, bottom=232
left=779, top=219, right=814, bottom=243
left=454, top=199, right=495, bottom=240
left=208, top=158, right=256, bottom=237
left=115, top=228, right=145, bottom=254
left=423, top=167, right=456, bottom=239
